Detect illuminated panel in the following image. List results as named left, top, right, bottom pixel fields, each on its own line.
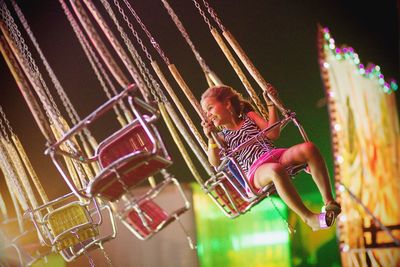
left=192, top=184, right=291, bottom=267
left=318, top=26, right=400, bottom=266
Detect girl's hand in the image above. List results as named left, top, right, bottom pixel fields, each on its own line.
left=263, top=84, right=278, bottom=106
left=201, top=119, right=215, bottom=139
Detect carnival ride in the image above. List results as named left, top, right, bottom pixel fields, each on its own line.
left=0, top=0, right=398, bottom=266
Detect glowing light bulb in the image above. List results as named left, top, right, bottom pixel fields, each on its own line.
left=338, top=184, right=345, bottom=192
left=323, top=62, right=330, bottom=68
left=336, top=155, right=344, bottom=164
left=391, top=82, right=398, bottom=91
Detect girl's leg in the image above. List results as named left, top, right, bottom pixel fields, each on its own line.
left=253, top=163, right=319, bottom=228
left=279, top=142, right=335, bottom=205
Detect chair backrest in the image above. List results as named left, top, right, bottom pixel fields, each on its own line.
left=125, top=199, right=169, bottom=238
left=97, top=120, right=154, bottom=168
left=46, top=202, right=99, bottom=251
left=212, top=178, right=252, bottom=217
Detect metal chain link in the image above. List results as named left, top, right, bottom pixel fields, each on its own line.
left=0, top=115, right=9, bottom=142
left=1, top=2, right=61, bottom=119
left=268, top=197, right=296, bottom=234
left=160, top=0, right=211, bottom=74
left=0, top=4, right=53, bottom=126
left=11, top=0, right=80, bottom=126
left=2, top=2, right=91, bottom=187
left=1, top=3, right=64, bottom=136
left=121, top=0, right=170, bottom=65
left=11, top=0, right=100, bottom=152
left=100, top=0, right=159, bottom=103
left=105, top=0, right=168, bottom=103
left=98, top=242, right=113, bottom=266
left=0, top=106, right=12, bottom=141
left=58, top=0, right=127, bottom=119
left=201, top=0, right=226, bottom=32
left=72, top=231, right=96, bottom=267
left=101, top=0, right=159, bottom=102
left=190, top=0, right=212, bottom=31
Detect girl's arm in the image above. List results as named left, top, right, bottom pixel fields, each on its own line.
left=202, top=120, right=222, bottom=166
left=207, top=137, right=221, bottom=167
left=247, top=109, right=281, bottom=140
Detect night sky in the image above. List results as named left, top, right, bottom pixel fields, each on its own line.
left=0, top=1, right=398, bottom=203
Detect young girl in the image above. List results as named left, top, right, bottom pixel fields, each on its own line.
left=201, top=85, right=341, bottom=231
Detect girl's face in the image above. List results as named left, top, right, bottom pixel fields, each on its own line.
left=201, top=96, right=232, bottom=127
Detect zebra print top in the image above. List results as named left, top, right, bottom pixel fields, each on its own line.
left=222, top=114, right=275, bottom=174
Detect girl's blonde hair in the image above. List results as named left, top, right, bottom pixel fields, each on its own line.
left=201, top=85, right=254, bottom=117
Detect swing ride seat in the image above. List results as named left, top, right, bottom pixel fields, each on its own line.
left=45, top=84, right=172, bottom=202
left=86, top=116, right=172, bottom=202
left=204, top=172, right=258, bottom=218
left=119, top=177, right=191, bottom=240
left=27, top=192, right=116, bottom=262
left=205, top=161, right=308, bottom=219
left=204, top=113, right=310, bottom=218
left=45, top=201, right=99, bottom=251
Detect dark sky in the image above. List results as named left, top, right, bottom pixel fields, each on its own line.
left=0, top=0, right=398, bottom=202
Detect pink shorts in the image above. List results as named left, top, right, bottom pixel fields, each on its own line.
left=247, top=148, right=287, bottom=190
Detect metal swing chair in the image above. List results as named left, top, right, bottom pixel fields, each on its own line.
left=204, top=105, right=309, bottom=219
left=153, top=0, right=311, bottom=220
left=45, top=83, right=190, bottom=241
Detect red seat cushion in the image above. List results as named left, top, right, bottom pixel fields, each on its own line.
left=214, top=179, right=251, bottom=215
left=98, top=122, right=153, bottom=168
left=126, top=199, right=169, bottom=238
left=88, top=122, right=171, bottom=201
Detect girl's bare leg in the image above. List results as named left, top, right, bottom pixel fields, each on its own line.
left=254, top=163, right=320, bottom=229
left=279, top=142, right=335, bottom=205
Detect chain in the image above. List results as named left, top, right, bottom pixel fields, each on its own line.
left=11, top=0, right=80, bottom=126
left=190, top=0, right=212, bottom=31
left=12, top=0, right=100, bottom=152
left=106, top=0, right=166, bottom=102
left=0, top=115, right=9, bottom=143
left=58, top=0, right=127, bottom=121
left=1, top=2, right=61, bottom=120
left=100, top=0, right=157, bottom=103
left=98, top=242, right=113, bottom=266
left=268, top=197, right=296, bottom=234
left=201, top=0, right=226, bottom=32
left=0, top=105, right=14, bottom=137
left=72, top=231, right=96, bottom=267
left=122, top=0, right=169, bottom=65
left=101, top=0, right=158, bottom=101
left=160, top=0, right=211, bottom=74
left=0, top=138, right=29, bottom=211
